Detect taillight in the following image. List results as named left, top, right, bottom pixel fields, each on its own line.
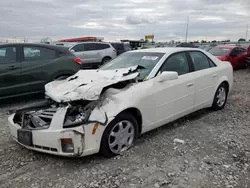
left=73, top=57, right=82, bottom=65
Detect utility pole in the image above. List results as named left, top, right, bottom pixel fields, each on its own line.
left=185, top=16, right=189, bottom=43
left=246, top=24, right=248, bottom=41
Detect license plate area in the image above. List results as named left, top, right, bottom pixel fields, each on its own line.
left=17, top=129, right=33, bottom=146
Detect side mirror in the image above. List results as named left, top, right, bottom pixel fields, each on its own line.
left=70, top=49, right=75, bottom=53
left=156, top=71, right=178, bottom=82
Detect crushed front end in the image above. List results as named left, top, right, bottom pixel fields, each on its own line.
left=8, top=66, right=141, bottom=157
left=8, top=100, right=90, bottom=157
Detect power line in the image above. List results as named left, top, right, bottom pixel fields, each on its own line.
left=246, top=24, right=248, bottom=41
left=185, top=16, right=189, bottom=42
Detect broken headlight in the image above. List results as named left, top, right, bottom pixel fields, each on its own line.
left=63, top=106, right=87, bottom=128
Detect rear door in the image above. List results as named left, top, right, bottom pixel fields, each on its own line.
left=0, top=45, right=22, bottom=97
left=20, top=45, right=58, bottom=93
left=83, top=43, right=102, bottom=63
left=188, top=51, right=218, bottom=110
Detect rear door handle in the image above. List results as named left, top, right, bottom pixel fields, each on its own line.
left=187, top=83, right=194, bottom=87
left=213, top=74, right=217, bottom=78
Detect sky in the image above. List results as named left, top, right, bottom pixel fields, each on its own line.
left=0, top=0, right=250, bottom=42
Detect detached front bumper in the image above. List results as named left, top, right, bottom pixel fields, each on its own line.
left=8, top=113, right=85, bottom=157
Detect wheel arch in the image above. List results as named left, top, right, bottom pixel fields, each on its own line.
left=102, top=56, right=112, bottom=61
left=220, top=80, right=229, bottom=92
left=114, top=107, right=143, bottom=135
left=216, top=76, right=230, bottom=93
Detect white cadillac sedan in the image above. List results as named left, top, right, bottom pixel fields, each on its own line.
left=8, top=48, right=233, bottom=157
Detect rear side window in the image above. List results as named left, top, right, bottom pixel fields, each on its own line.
left=189, top=51, right=214, bottom=71
left=0, top=46, right=17, bottom=63
left=23, top=46, right=57, bottom=61
left=98, top=43, right=110, bottom=50
left=85, top=43, right=110, bottom=51
left=84, top=43, right=95, bottom=51
left=72, top=44, right=84, bottom=52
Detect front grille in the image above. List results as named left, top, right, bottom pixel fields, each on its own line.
left=14, top=108, right=57, bottom=129
left=33, top=145, right=58, bottom=152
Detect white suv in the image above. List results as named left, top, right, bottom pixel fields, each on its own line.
left=69, top=42, right=117, bottom=68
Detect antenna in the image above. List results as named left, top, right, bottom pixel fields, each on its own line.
left=185, top=16, right=189, bottom=42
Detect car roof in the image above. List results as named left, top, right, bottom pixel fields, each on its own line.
left=72, top=41, right=110, bottom=45
left=132, top=47, right=203, bottom=54
left=0, top=43, right=69, bottom=52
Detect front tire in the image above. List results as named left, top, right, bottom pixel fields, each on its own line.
left=211, top=83, right=228, bottom=110
left=100, top=113, right=138, bottom=157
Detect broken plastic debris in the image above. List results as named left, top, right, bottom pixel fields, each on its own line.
left=223, top=165, right=230, bottom=168
left=173, top=138, right=185, bottom=144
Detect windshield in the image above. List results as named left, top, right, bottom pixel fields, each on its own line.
left=99, top=52, right=164, bottom=80
left=208, top=47, right=231, bottom=56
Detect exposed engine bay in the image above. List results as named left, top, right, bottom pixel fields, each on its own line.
left=12, top=65, right=143, bottom=130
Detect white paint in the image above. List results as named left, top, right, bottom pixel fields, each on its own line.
left=8, top=48, right=234, bottom=157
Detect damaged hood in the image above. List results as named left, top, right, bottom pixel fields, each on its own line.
left=45, top=66, right=141, bottom=103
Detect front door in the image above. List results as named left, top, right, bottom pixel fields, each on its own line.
left=0, top=45, right=23, bottom=98
left=153, top=52, right=195, bottom=127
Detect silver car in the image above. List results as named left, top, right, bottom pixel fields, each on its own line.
left=69, top=42, right=117, bottom=67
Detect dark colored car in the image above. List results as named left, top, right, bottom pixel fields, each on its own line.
left=0, top=43, right=81, bottom=99
left=111, top=43, right=132, bottom=55
left=176, top=43, right=199, bottom=48
left=208, top=45, right=247, bottom=69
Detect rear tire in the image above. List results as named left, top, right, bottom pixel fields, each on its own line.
left=100, top=113, right=138, bottom=158
left=102, top=57, right=111, bottom=65
left=211, top=83, right=228, bottom=111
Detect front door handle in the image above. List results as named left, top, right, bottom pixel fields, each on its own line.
left=187, top=83, right=194, bottom=87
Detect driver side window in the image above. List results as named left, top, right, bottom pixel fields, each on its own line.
left=230, top=48, right=240, bottom=56
left=159, top=52, right=190, bottom=76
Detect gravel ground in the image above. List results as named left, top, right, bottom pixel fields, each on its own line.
left=0, top=70, right=250, bottom=188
